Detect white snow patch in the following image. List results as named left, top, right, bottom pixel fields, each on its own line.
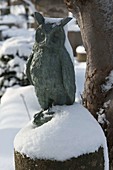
left=0, top=85, right=41, bottom=169
left=98, top=114, right=106, bottom=124
left=74, top=60, right=86, bottom=102
left=64, top=24, right=74, bottom=64
left=2, top=27, right=35, bottom=38
left=0, top=41, right=3, bottom=48
left=76, top=45, right=86, bottom=54
left=8, top=55, right=25, bottom=72
left=0, top=36, right=34, bottom=57
left=14, top=103, right=109, bottom=169
left=97, top=100, right=110, bottom=125
left=45, top=17, right=62, bottom=24
left=0, top=128, right=20, bottom=170
left=0, top=86, right=41, bottom=129
left=67, top=18, right=80, bottom=32
left=102, top=70, right=113, bottom=92
left=0, top=2, right=7, bottom=8
left=0, top=25, right=9, bottom=31
left=11, top=5, right=26, bottom=15
left=0, top=14, right=26, bottom=27
left=22, top=0, right=37, bottom=13
left=104, top=100, right=111, bottom=108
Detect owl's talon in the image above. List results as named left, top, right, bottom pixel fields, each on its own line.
left=33, top=109, right=55, bottom=127
left=34, top=110, right=43, bottom=119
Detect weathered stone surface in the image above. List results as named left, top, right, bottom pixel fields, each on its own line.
left=14, top=148, right=104, bottom=170
left=77, top=53, right=86, bottom=62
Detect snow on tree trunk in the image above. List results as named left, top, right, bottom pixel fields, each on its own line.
left=65, top=0, right=113, bottom=167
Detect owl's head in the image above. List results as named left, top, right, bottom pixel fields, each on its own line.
left=34, top=12, right=72, bottom=48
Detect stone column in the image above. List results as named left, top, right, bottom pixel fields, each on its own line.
left=15, top=148, right=104, bottom=170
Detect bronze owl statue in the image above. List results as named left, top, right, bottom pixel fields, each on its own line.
left=26, top=12, right=76, bottom=113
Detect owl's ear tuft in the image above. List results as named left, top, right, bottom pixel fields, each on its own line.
left=34, top=12, right=45, bottom=25
left=61, top=17, right=72, bottom=27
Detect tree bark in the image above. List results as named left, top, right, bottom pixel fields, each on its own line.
left=65, top=0, right=113, bottom=167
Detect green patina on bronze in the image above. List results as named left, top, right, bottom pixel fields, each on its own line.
left=26, top=12, right=76, bottom=125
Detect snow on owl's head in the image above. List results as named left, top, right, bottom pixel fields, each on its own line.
left=34, top=12, right=72, bottom=48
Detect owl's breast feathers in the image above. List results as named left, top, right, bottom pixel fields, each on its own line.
left=26, top=45, right=76, bottom=109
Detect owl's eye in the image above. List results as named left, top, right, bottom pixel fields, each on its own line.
left=35, top=29, right=45, bottom=43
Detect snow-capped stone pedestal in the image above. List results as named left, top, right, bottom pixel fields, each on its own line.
left=76, top=46, right=86, bottom=62
left=14, top=104, right=109, bottom=170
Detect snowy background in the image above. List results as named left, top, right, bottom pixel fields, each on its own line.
left=0, top=2, right=108, bottom=170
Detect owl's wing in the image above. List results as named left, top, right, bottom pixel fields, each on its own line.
left=61, top=49, right=76, bottom=104
left=26, top=52, right=34, bottom=85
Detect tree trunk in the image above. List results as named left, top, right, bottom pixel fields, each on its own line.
left=65, top=0, right=113, bottom=168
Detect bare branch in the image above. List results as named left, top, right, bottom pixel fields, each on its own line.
left=20, top=94, right=31, bottom=120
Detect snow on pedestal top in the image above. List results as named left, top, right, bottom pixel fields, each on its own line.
left=14, top=103, right=109, bottom=170
left=76, top=46, right=86, bottom=54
